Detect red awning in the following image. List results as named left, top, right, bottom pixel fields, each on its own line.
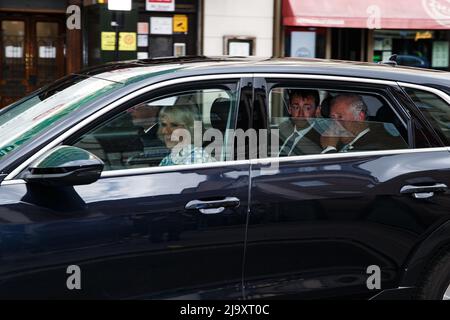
left=283, top=0, right=450, bottom=29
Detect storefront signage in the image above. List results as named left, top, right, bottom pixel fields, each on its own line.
left=415, top=31, right=433, bottom=41
left=173, top=15, right=188, bottom=33
left=146, top=0, right=175, bottom=12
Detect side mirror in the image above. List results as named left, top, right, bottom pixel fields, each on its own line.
left=23, top=146, right=104, bottom=187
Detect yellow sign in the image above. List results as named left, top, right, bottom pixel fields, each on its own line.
left=173, top=15, right=188, bottom=33
left=415, top=31, right=433, bottom=41
left=101, top=32, right=116, bottom=51
left=119, top=32, right=137, bottom=51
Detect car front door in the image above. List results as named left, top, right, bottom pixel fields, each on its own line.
left=243, top=76, right=450, bottom=299
left=0, top=76, right=253, bottom=299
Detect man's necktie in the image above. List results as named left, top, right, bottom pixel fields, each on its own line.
left=279, top=131, right=300, bottom=157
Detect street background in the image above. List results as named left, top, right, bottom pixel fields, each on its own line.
left=1, top=0, right=450, bottom=107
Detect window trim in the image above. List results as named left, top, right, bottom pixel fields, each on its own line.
left=2, top=147, right=449, bottom=185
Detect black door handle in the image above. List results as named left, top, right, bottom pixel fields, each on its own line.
left=185, top=197, right=240, bottom=215
left=400, top=183, right=448, bottom=199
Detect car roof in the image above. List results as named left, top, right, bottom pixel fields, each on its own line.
left=77, top=56, right=450, bottom=89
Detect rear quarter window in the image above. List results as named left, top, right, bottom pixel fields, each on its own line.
left=404, top=87, right=450, bottom=146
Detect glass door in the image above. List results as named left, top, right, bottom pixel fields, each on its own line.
left=0, top=15, right=65, bottom=108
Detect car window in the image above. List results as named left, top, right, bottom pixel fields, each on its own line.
left=73, top=87, right=238, bottom=171
left=268, top=87, right=409, bottom=157
left=403, top=87, right=450, bottom=146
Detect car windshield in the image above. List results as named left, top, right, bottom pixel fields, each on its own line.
left=0, top=65, right=182, bottom=161
left=0, top=76, right=124, bottom=161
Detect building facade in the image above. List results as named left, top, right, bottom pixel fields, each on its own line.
left=0, top=0, right=82, bottom=107
left=203, top=0, right=274, bottom=57
left=278, top=0, right=450, bottom=70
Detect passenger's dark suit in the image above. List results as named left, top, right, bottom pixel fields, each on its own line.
left=338, top=123, right=408, bottom=152
left=278, top=119, right=323, bottom=156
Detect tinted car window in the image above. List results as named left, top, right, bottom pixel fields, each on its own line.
left=403, top=87, right=450, bottom=146
left=74, top=87, right=239, bottom=170
left=269, top=88, right=408, bottom=157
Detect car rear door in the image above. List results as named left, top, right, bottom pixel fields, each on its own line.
left=243, top=75, right=450, bottom=299
left=0, top=76, right=253, bottom=299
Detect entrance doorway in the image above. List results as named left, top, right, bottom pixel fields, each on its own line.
left=0, top=14, right=65, bottom=108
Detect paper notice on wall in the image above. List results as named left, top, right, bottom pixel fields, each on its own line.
left=173, top=15, right=188, bottom=33
left=39, top=46, right=56, bottom=59
left=5, top=46, right=23, bottom=58
left=138, top=34, right=149, bottom=47
left=137, top=52, right=149, bottom=59
left=150, top=17, right=173, bottom=35
left=229, top=42, right=250, bottom=56
left=119, top=32, right=137, bottom=51
left=146, top=0, right=175, bottom=12
left=432, top=41, right=449, bottom=68
left=290, top=31, right=316, bottom=58
left=138, top=22, right=149, bottom=34
left=101, top=32, right=116, bottom=51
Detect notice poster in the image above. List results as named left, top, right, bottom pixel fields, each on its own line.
left=5, top=46, right=23, bottom=58
left=150, top=17, right=173, bottom=35
left=432, top=41, right=449, bottom=68
left=229, top=42, right=250, bottom=56
left=101, top=32, right=116, bottom=51
left=138, top=52, right=149, bottom=59
left=39, top=46, right=57, bottom=59
left=173, top=15, right=188, bottom=33
left=138, top=22, right=149, bottom=34
left=146, top=0, right=175, bottom=12
left=290, top=31, right=316, bottom=58
left=138, top=34, right=149, bottom=47
left=119, top=32, right=137, bottom=51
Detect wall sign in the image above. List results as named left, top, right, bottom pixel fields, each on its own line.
left=146, top=0, right=175, bottom=12
left=173, top=15, right=188, bottom=33
left=432, top=41, right=449, bottom=68
left=138, top=22, right=149, bottom=34
left=174, top=43, right=186, bottom=56
left=290, top=31, right=316, bottom=58
left=101, top=32, right=116, bottom=51
left=150, top=17, right=173, bottom=35
left=119, top=32, right=137, bottom=51
left=138, top=34, right=149, bottom=47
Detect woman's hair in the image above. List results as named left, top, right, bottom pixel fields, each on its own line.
left=158, top=104, right=201, bottom=138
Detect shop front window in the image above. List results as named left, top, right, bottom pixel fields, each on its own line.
left=373, top=29, right=450, bottom=70
left=285, top=27, right=326, bottom=59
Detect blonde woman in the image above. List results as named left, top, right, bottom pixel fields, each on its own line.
left=158, top=104, right=215, bottom=166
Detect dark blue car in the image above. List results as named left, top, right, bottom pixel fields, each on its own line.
left=0, top=57, right=449, bottom=300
